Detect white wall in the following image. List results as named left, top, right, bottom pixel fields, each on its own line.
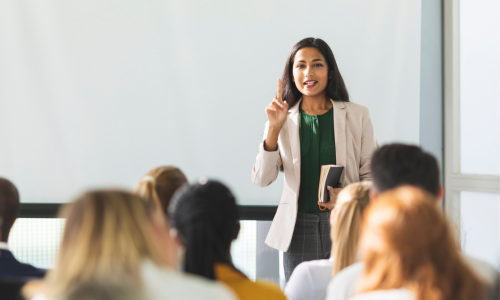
left=0, top=0, right=422, bottom=204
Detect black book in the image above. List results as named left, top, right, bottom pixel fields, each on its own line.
left=318, top=165, right=345, bottom=203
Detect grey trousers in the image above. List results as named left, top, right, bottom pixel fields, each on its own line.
left=283, top=211, right=332, bottom=282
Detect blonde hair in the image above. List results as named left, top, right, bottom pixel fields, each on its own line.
left=331, top=181, right=371, bottom=276
left=359, top=186, right=485, bottom=300
left=35, top=190, right=165, bottom=297
left=135, top=166, right=187, bottom=215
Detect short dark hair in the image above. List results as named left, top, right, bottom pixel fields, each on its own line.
left=370, top=144, right=440, bottom=197
left=281, top=37, right=349, bottom=107
left=0, top=178, right=19, bottom=242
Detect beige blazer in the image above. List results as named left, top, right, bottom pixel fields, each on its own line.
left=251, top=99, right=378, bottom=251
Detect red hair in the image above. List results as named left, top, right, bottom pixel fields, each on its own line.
left=358, top=186, right=485, bottom=300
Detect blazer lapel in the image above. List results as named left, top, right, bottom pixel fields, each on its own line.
left=288, top=99, right=302, bottom=183
left=332, top=100, right=347, bottom=185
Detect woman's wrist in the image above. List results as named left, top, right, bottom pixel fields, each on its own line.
left=264, top=126, right=280, bottom=151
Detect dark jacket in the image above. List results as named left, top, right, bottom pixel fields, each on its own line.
left=0, top=249, right=45, bottom=278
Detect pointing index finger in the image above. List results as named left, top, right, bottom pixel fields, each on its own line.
left=277, top=78, right=283, bottom=103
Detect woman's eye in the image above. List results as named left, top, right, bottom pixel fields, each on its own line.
left=296, top=64, right=305, bottom=68
left=315, top=64, right=324, bottom=67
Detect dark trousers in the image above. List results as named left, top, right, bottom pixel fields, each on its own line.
left=283, top=211, right=332, bottom=282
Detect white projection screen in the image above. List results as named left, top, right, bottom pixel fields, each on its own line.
left=0, top=0, right=421, bottom=204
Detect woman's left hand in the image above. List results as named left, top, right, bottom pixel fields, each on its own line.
left=318, top=186, right=342, bottom=210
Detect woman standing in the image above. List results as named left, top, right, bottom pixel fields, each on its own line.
left=252, top=37, right=378, bottom=281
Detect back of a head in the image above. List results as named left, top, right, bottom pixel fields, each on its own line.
left=359, top=186, right=485, bottom=300
left=135, top=166, right=188, bottom=216
left=43, top=190, right=164, bottom=297
left=169, top=179, right=239, bottom=280
left=370, top=144, right=440, bottom=197
left=331, top=181, right=371, bottom=276
left=0, top=177, right=19, bottom=242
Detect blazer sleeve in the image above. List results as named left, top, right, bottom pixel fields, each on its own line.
left=251, top=121, right=283, bottom=187
left=359, top=108, right=379, bottom=181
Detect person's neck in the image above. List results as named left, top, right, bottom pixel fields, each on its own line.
left=301, top=94, right=332, bottom=115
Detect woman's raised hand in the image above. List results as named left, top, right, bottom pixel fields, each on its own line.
left=265, top=79, right=289, bottom=130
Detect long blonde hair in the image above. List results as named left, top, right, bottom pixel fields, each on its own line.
left=330, top=181, right=371, bottom=276
left=135, top=166, right=187, bottom=216
left=36, top=190, right=165, bottom=297
left=359, top=186, right=485, bottom=300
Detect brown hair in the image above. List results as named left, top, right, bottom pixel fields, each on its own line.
left=0, top=177, right=19, bottom=242
left=330, top=182, right=371, bottom=276
left=135, top=166, right=187, bottom=216
left=358, top=186, right=485, bottom=300
left=33, top=190, right=165, bottom=297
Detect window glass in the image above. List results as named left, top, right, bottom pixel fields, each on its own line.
left=460, top=191, right=500, bottom=271
left=9, top=219, right=269, bottom=281
left=460, top=0, right=500, bottom=175
left=9, top=218, right=65, bottom=269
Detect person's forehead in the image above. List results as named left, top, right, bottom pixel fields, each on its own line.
left=294, top=47, right=325, bottom=61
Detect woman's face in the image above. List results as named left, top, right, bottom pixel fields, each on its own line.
left=292, top=47, right=332, bottom=98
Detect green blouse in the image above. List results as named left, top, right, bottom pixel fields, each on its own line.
left=298, top=107, right=336, bottom=213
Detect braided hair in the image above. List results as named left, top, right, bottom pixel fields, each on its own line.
left=168, top=179, right=240, bottom=280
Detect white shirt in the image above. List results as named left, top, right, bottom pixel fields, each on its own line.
left=347, top=289, right=415, bottom=300
left=32, top=261, right=237, bottom=300
left=325, top=262, right=363, bottom=300
left=285, top=258, right=333, bottom=300
left=326, top=254, right=499, bottom=300
left=141, top=260, right=236, bottom=300
left=0, top=241, right=9, bottom=250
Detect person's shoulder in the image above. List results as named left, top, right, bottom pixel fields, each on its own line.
left=141, top=261, right=236, bottom=300
left=251, top=280, right=286, bottom=299
left=348, top=289, right=415, bottom=300
left=334, top=262, right=364, bottom=281
left=0, top=250, right=46, bottom=278
left=326, top=262, right=364, bottom=300
left=296, top=258, right=332, bottom=271
left=341, top=102, right=370, bottom=114
left=462, top=253, right=500, bottom=286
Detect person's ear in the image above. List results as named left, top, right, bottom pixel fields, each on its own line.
left=329, top=70, right=333, bottom=79
left=169, top=228, right=185, bottom=247
left=233, top=222, right=241, bottom=241
left=369, top=189, right=379, bottom=201
left=435, top=186, right=444, bottom=207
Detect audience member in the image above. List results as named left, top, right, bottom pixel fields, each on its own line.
left=326, top=144, right=499, bottom=300
left=285, top=181, right=371, bottom=300
left=350, top=186, right=486, bottom=300
left=135, top=166, right=188, bottom=217
left=26, top=190, right=235, bottom=300
left=169, top=179, right=286, bottom=300
left=0, top=177, right=45, bottom=278
left=135, top=166, right=188, bottom=268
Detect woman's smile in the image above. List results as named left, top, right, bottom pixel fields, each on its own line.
left=304, top=80, right=318, bottom=88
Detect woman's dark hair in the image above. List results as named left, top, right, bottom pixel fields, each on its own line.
left=281, top=37, right=349, bottom=107
left=168, top=179, right=240, bottom=280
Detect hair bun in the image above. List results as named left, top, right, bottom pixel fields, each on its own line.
left=142, top=176, right=156, bottom=186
